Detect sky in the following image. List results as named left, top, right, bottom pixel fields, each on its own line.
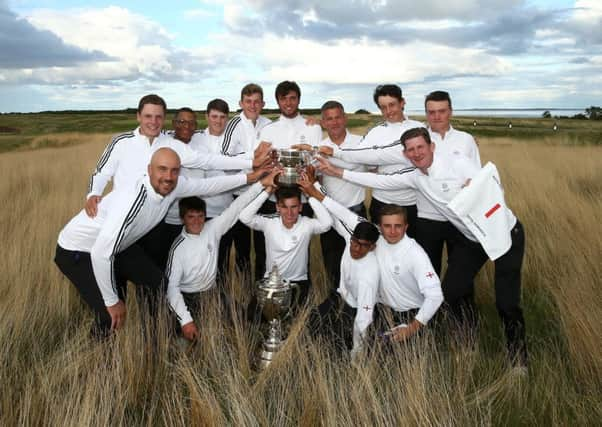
left=0, top=0, right=601, bottom=112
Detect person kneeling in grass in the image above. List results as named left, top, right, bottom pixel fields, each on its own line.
left=165, top=170, right=279, bottom=342
left=299, top=174, right=380, bottom=357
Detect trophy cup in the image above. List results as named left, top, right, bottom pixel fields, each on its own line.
left=255, top=264, right=298, bottom=369
left=270, top=148, right=318, bottom=187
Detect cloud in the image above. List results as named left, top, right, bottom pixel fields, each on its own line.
left=0, top=6, right=234, bottom=86
left=0, top=3, right=109, bottom=68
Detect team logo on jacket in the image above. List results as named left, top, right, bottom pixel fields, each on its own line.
left=291, top=235, right=298, bottom=243
left=441, top=183, right=449, bottom=192
left=394, top=265, right=400, bottom=275
left=300, top=135, right=306, bottom=144
left=207, top=244, right=213, bottom=253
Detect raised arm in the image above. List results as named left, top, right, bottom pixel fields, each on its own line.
left=239, top=188, right=271, bottom=231
left=307, top=196, right=333, bottom=234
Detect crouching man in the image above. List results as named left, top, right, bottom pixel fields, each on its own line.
left=165, top=170, right=279, bottom=342
left=239, top=176, right=332, bottom=310
left=55, top=148, right=266, bottom=338
left=299, top=175, right=380, bottom=357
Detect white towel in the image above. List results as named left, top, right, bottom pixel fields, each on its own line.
left=448, top=162, right=515, bottom=260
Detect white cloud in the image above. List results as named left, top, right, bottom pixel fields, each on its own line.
left=254, top=36, right=510, bottom=84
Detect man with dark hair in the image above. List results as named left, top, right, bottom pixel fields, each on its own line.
left=299, top=176, right=379, bottom=356
left=317, top=127, right=528, bottom=369
left=252, top=80, right=322, bottom=280
left=55, top=148, right=267, bottom=338
left=220, top=84, right=273, bottom=275
left=315, top=84, right=423, bottom=233
left=239, top=174, right=332, bottom=307
left=165, top=170, right=279, bottom=342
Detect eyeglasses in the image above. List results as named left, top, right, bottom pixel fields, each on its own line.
left=350, top=237, right=373, bottom=249
left=174, top=119, right=197, bottom=127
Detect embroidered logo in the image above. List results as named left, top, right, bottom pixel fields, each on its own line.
left=207, top=244, right=213, bottom=253
left=291, top=235, right=298, bottom=243
left=442, top=183, right=449, bottom=192
left=394, top=265, right=400, bottom=275
left=426, top=272, right=435, bottom=278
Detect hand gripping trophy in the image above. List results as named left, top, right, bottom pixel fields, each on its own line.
left=270, top=148, right=320, bottom=187
left=254, top=264, right=298, bottom=369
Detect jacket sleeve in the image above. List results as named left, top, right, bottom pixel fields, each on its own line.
left=307, top=197, right=333, bottom=234
left=87, top=136, right=122, bottom=198
left=238, top=190, right=270, bottom=231
left=342, top=169, right=417, bottom=190
left=89, top=191, right=136, bottom=306
left=211, top=182, right=264, bottom=237
left=352, top=262, right=379, bottom=352
left=174, top=174, right=247, bottom=198
left=332, top=140, right=406, bottom=166
left=176, top=142, right=252, bottom=170
left=165, top=240, right=194, bottom=326
left=322, top=195, right=366, bottom=239
left=412, top=245, right=443, bottom=325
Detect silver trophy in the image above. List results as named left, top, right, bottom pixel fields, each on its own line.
left=270, top=148, right=318, bottom=187
left=255, top=265, right=298, bottom=369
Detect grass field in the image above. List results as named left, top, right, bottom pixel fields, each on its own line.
left=0, top=115, right=601, bottom=426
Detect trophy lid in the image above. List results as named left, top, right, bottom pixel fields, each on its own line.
left=259, top=264, right=289, bottom=290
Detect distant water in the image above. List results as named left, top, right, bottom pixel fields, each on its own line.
left=406, top=109, right=585, bottom=118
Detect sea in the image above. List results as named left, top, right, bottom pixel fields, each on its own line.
left=405, top=108, right=585, bottom=118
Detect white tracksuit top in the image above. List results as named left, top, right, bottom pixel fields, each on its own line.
left=239, top=190, right=332, bottom=281
left=320, top=131, right=366, bottom=208
left=320, top=193, right=379, bottom=352
left=165, top=182, right=264, bottom=325
left=257, top=114, right=323, bottom=150
left=321, top=183, right=442, bottom=325
left=342, top=153, right=517, bottom=250
left=331, top=119, right=424, bottom=205
left=58, top=173, right=247, bottom=306
left=87, top=127, right=252, bottom=198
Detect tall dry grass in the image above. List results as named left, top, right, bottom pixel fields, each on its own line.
left=0, top=135, right=601, bottom=426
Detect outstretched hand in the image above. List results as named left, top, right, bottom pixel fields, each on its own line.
left=253, top=141, right=272, bottom=168
left=297, top=167, right=323, bottom=201
left=260, top=167, right=282, bottom=191
left=315, top=156, right=343, bottom=178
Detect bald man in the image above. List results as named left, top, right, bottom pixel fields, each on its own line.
left=55, top=148, right=267, bottom=337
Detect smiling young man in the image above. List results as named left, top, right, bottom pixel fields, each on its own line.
left=165, top=170, right=279, bottom=342
left=317, top=127, right=528, bottom=368
left=313, top=85, right=423, bottom=232
left=55, top=148, right=265, bottom=338
left=252, top=81, right=323, bottom=281
left=239, top=177, right=332, bottom=308
left=219, top=84, right=274, bottom=274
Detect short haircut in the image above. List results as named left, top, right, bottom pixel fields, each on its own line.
left=379, top=204, right=407, bottom=224
left=352, top=221, right=380, bottom=243
left=373, top=84, right=402, bottom=106
left=275, top=186, right=302, bottom=203
left=400, top=127, right=432, bottom=148
left=321, top=100, right=345, bottom=114
left=138, top=94, right=166, bottom=113
left=179, top=196, right=206, bottom=218
left=207, top=98, right=229, bottom=115
left=174, top=107, right=195, bottom=119
left=425, top=90, right=452, bottom=110
left=275, top=81, right=301, bottom=101
left=241, top=83, right=264, bottom=100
